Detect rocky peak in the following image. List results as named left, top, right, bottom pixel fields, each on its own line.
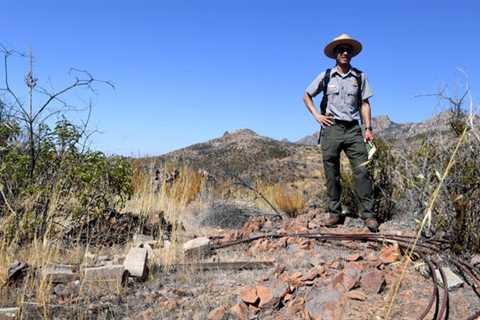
left=372, top=115, right=393, bottom=131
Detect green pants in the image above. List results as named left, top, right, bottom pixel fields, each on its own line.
left=320, top=122, right=375, bottom=218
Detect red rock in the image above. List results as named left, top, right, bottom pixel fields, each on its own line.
left=230, top=303, right=249, bottom=320
left=289, top=271, right=305, bottom=288
left=300, top=240, right=312, bottom=250
left=286, top=297, right=305, bottom=317
left=239, top=286, right=258, bottom=305
left=256, top=285, right=273, bottom=307
left=329, top=259, right=342, bottom=270
left=347, top=261, right=365, bottom=272
left=302, top=266, right=325, bottom=282
left=273, top=264, right=286, bottom=278
left=138, top=309, right=154, bottom=320
left=379, top=242, right=401, bottom=264
left=161, top=299, right=179, bottom=311
left=346, top=289, right=367, bottom=301
left=360, top=270, right=386, bottom=294
left=304, top=286, right=346, bottom=320
left=283, top=293, right=294, bottom=303
left=331, top=267, right=360, bottom=292
left=207, top=306, right=226, bottom=320
left=346, top=253, right=362, bottom=261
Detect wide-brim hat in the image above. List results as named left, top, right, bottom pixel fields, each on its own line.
left=324, top=33, right=362, bottom=59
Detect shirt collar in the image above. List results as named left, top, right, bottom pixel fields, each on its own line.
left=331, top=66, right=358, bottom=77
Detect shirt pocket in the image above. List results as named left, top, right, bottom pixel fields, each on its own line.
left=326, top=84, right=339, bottom=96
left=326, top=84, right=339, bottom=109
left=345, top=80, right=359, bottom=106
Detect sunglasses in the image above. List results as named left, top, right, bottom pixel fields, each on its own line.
left=335, top=46, right=353, bottom=55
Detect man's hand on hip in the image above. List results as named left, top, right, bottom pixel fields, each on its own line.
left=314, top=113, right=334, bottom=126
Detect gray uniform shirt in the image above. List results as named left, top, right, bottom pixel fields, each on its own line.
left=305, top=67, right=373, bottom=122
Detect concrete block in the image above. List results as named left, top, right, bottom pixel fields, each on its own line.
left=43, top=264, right=78, bottom=284
left=183, top=237, right=211, bottom=257
left=133, top=234, right=154, bottom=244
left=124, top=247, right=148, bottom=280
left=82, top=265, right=128, bottom=288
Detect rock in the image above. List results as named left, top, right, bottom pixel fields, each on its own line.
left=302, top=266, right=325, bottom=282
left=435, top=267, right=464, bottom=291
left=0, top=307, right=17, bottom=319
left=124, top=247, right=148, bottom=280
left=208, top=306, right=226, bottom=320
left=414, top=262, right=430, bottom=278
left=183, top=237, right=211, bottom=257
left=346, top=289, right=367, bottom=301
left=230, top=302, right=249, bottom=320
left=82, top=265, right=129, bottom=290
left=7, top=261, right=28, bottom=282
left=346, top=254, right=362, bottom=262
left=43, top=264, right=78, bottom=284
left=379, top=242, right=401, bottom=264
left=360, top=270, right=385, bottom=294
left=239, top=286, right=258, bottom=305
left=270, top=279, right=289, bottom=304
left=285, top=297, right=305, bottom=317
left=53, top=283, right=69, bottom=296
left=471, top=255, right=480, bottom=266
left=138, top=308, right=155, bottom=320
left=304, top=286, right=346, bottom=320
left=256, top=285, right=273, bottom=307
left=331, top=267, right=360, bottom=292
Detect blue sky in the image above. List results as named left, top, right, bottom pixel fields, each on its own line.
left=1, top=1, right=479, bottom=155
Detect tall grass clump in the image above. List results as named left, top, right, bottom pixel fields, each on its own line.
left=126, top=160, right=208, bottom=265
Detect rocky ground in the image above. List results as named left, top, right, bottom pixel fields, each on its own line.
left=5, top=210, right=480, bottom=320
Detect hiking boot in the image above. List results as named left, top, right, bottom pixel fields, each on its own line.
left=365, top=218, right=379, bottom=233
left=325, top=213, right=343, bottom=227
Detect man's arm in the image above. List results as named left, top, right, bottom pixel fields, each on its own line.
left=303, top=92, right=333, bottom=126
left=360, top=99, right=374, bottom=142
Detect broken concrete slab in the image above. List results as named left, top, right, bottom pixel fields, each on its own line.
left=135, top=242, right=154, bottom=260
left=43, top=264, right=78, bottom=284
left=435, top=267, right=464, bottom=291
left=124, top=247, right=148, bottom=280
left=183, top=237, right=211, bottom=257
left=82, top=265, right=129, bottom=288
left=133, top=233, right=154, bottom=243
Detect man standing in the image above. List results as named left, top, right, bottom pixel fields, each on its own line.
left=303, top=33, right=379, bottom=232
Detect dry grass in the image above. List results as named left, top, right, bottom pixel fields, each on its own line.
left=126, top=161, right=208, bottom=267
left=259, top=182, right=306, bottom=217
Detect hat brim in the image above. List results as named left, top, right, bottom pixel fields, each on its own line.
left=324, top=39, right=362, bottom=59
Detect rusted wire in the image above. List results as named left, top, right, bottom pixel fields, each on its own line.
left=420, top=258, right=439, bottom=320
left=436, top=262, right=449, bottom=320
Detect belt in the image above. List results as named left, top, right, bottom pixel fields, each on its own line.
left=332, top=119, right=359, bottom=127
